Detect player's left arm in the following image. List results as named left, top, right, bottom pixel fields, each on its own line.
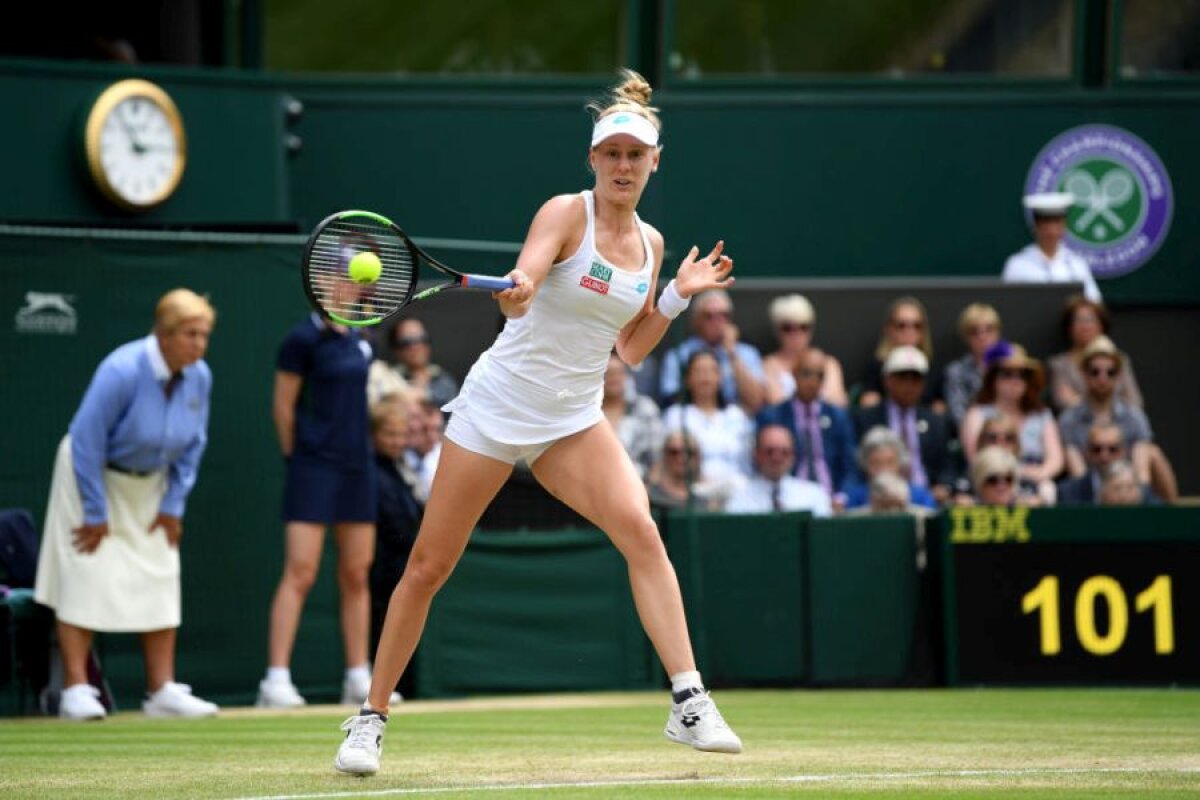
left=617, top=226, right=733, bottom=366
left=615, top=225, right=668, bottom=366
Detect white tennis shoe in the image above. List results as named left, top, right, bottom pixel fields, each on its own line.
left=256, top=678, right=306, bottom=709
left=142, top=681, right=219, bottom=718
left=334, top=712, right=387, bottom=775
left=59, top=683, right=107, bottom=721
left=664, top=688, right=743, bottom=754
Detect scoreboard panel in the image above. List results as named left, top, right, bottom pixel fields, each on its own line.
left=942, top=506, right=1200, bottom=685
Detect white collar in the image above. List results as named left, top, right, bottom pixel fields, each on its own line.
left=144, top=334, right=171, bottom=382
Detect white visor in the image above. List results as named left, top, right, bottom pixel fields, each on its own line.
left=591, top=112, right=660, bottom=148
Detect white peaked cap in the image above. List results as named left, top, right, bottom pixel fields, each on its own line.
left=883, top=345, right=929, bottom=375
left=1022, top=192, right=1076, bottom=215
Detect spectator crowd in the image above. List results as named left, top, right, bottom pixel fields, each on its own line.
left=363, top=288, right=1175, bottom=529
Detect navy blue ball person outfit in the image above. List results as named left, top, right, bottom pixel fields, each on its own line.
left=279, top=315, right=377, bottom=523
left=369, top=451, right=422, bottom=695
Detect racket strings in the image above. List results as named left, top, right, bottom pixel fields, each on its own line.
left=307, top=219, right=416, bottom=324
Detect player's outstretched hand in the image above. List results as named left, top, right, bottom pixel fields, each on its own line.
left=674, top=241, right=734, bottom=299
left=494, top=268, right=535, bottom=318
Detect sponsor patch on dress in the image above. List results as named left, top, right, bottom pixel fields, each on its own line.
left=580, top=275, right=610, bottom=295
left=589, top=262, right=614, bottom=282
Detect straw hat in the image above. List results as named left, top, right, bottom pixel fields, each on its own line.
left=983, top=340, right=1045, bottom=392
left=1080, top=334, right=1124, bottom=371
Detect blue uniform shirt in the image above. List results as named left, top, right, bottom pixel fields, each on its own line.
left=69, top=335, right=212, bottom=525
left=278, top=315, right=373, bottom=466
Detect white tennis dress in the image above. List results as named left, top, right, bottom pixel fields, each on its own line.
left=445, top=190, right=654, bottom=445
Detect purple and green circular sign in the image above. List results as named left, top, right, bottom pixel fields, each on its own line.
left=1025, top=124, right=1173, bottom=278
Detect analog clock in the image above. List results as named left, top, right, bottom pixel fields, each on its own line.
left=83, top=79, right=187, bottom=211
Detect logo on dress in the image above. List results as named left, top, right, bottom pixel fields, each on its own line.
left=580, top=276, right=610, bottom=295
left=14, top=291, right=77, bottom=335
left=635, top=281, right=649, bottom=295
left=581, top=261, right=612, bottom=295
left=1025, top=124, right=1173, bottom=278
left=589, top=262, right=613, bottom=282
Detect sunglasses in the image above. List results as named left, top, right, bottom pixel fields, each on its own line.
left=395, top=335, right=430, bottom=348
left=760, top=446, right=794, bottom=457
left=665, top=446, right=699, bottom=457
left=1088, top=443, right=1121, bottom=455
left=699, top=309, right=732, bottom=320
left=983, top=474, right=1015, bottom=487
left=983, top=432, right=1018, bottom=444
left=996, top=368, right=1028, bottom=380
left=891, top=319, right=923, bottom=330
left=1088, top=367, right=1118, bottom=378
left=797, top=368, right=825, bottom=379
left=969, top=325, right=997, bottom=336
left=779, top=322, right=811, bottom=333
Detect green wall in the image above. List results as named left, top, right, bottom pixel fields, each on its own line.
left=3, top=59, right=1199, bottom=303
left=0, top=230, right=332, bottom=707
left=417, top=530, right=656, bottom=697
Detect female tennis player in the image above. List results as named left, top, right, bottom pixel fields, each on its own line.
left=334, top=69, right=742, bottom=775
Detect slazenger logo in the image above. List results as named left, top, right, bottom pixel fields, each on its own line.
left=1025, top=124, right=1173, bottom=278
left=15, top=291, right=78, bottom=335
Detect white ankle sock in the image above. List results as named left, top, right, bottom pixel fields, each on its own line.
left=345, top=664, right=370, bottom=683
left=265, top=667, right=291, bottom=684
left=670, top=670, right=704, bottom=694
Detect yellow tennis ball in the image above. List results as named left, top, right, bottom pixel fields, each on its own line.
left=347, top=251, right=382, bottom=284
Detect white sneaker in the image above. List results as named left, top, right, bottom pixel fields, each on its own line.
left=664, top=688, right=743, bottom=754
left=340, top=674, right=403, bottom=707
left=334, top=712, right=386, bottom=775
left=143, top=681, right=219, bottom=718
left=59, top=683, right=106, bottom=721
left=256, top=678, right=306, bottom=709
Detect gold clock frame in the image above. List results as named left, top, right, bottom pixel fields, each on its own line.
left=84, top=79, right=187, bottom=211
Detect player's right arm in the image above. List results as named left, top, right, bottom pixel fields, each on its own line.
left=273, top=370, right=302, bottom=457
left=495, top=194, right=583, bottom=318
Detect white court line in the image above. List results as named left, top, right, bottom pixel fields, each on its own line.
left=233, top=767, right=1200, bottom=800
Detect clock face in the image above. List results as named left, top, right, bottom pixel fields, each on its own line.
left=85, top=80, right=186, bottom=211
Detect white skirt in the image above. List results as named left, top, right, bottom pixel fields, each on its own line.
left=34, top=436, right=181, bottom=632
left=444, top=352, right=603, bottom=445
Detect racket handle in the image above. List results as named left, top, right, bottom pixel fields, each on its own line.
left=462, top=274, right=516, bottom=291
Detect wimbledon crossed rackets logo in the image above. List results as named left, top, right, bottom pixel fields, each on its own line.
left=1063, top=166, right=1137, bottom=242
left=1025, top=124, right=1173, bottom=278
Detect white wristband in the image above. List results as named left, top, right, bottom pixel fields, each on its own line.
left=657, top=279, right=690, bottom=320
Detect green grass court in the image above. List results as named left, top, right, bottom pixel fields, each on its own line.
left=1, top=688, right=1197, bottom=798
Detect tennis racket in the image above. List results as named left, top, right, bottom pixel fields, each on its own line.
left=300, top=209, right=516, bottom=327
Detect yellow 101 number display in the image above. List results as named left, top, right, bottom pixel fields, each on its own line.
left=1021, top=575, right=1174, bottom=656
left=945, top=515, right=1200, bottom=685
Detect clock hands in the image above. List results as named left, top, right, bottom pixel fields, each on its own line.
left=136, top=141, right=175, bottom=154
left=115, top=108, right=147, bottom=154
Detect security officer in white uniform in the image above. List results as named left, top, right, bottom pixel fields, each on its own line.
left=1002, top=192, right=1102, bottom=302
